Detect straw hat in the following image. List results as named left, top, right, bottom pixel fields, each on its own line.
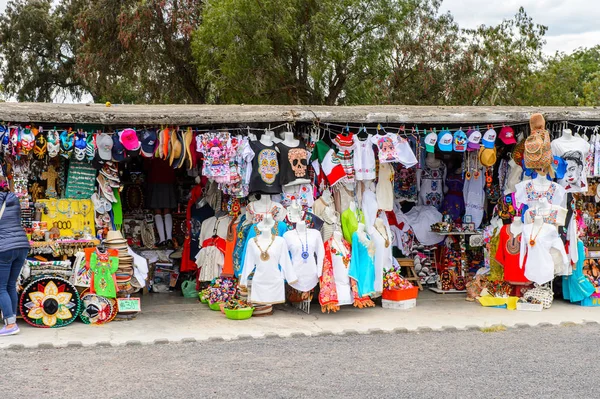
left=105, top=230, right=126, bottom=243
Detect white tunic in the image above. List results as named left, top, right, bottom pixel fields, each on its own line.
left=283, top=229, right=325, bottom=292
left=519, top=223, right=568, bottom=285
left=241, top=237, right=298, bottom=304
left=368, top=222, right=394, bottom=294
left=329, top=240, right=353, bottom=306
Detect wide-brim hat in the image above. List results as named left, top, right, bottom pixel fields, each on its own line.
left=20, top=276, right=81, bottom=328
left=169, top=129, right=183, bottom=166
left=105, top=230, right=125, bottom=242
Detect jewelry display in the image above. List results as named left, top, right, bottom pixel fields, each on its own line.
left=254, top=234, right=276, bottom=261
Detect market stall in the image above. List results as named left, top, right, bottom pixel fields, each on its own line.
left=2, top=104, right=600, bottom=327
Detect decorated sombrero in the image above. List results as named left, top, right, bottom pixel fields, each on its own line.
left=80, top=292, right=116, bottom=325
left=20, top=276, right=81, bottom=328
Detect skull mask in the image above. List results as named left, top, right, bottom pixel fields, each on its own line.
left=258, top=148, right=279, bottom=184
left=74, top=146, right=86, bottom=161
left=288, top=148, right=307, bottom=177
left=47, top=131, right=60, bottom=158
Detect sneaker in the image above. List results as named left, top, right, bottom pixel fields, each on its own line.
left=0, top=325, right=20, bottom=336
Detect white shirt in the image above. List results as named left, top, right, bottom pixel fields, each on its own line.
left=368, top=222, right=394, bottom=294
left=376, top=163, right=394, bottom=212
left=552, top=136, right=590, bottom=193
left=329, top=239, right=353, bottom=306
left=519, top=223, right=568, bottom=285
left=371, top=133, right=418, bottom=167
left=514, top=181, right=566, bottom=208
left=404, top=205, right=444, bottom=245
left=283, top=229, right=325, bottom=292
left=504, top=159, right=529, bottom=195
left=241, top=236, right=297, bottom=304
left=362, top=188, right=378, bottom=227
left=199, top=215, right=232, bottom=244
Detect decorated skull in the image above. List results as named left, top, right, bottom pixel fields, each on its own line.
left=258, top=148, right=279, bottom=184
left=288, top=148, right=307, bottom=177
left=47, top=130, right=60, bottom=158
left=74, top=146, right=86, bottom=161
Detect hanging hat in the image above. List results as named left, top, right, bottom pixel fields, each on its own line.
left=119, top=128, right=140, bottom=152
left=498, top=126, right=517, bottom=145
left=20, top=276, right=81, bottom=328
left=140, top=130, right=157, bottom=158
left=183, top=128, right=194, bottom=169
left=453, top=130, right=467, bottom=152
left=529, top=113, right=545, bottom=132
left=424, top=131, right=438, bottom=153
left=161, top=128, right=171, bottom=160
left=169, top=129, right=183, bottom=166
left=437, top=130, right=453, bottom=152
left=467, top=129, right=482, bottom=151
left=479, top=146, right=497, bottom=167
left=112, top=134, right=126, bottom=162
left=481, top=128, right=497, bottom=149
left=96, top=133, right=113, bottom=161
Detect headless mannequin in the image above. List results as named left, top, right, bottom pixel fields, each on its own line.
left=296, top=220, right=307, bottom=234
left=532, top=214, right=544, bottom=232
left=417, top=152, right=445, bottom=193
left=260, top=133, right=273, bottom=147
left=320, top=189, right=333, bottom=205
left=349, top=200, right=357, bottom=215
left=510, top=218, right=523, bottom=235
left=562, top=128, right=574, bottom=140
left=356, top=222, right=367, bottom=237
left=281, top=132, right=300, bottom=148
left=257, top=214, right=275, bottom=231
left=287, top=200, right=303, bottom=223
left=532, top=171, right=552, bottom=191
left=333, top=230, right=347, bottom=254
left=374, top=218, right=390, bottom=248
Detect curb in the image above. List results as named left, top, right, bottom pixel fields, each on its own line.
left=1, top=320, right=591, bottom=350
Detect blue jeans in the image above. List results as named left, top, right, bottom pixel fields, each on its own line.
left=0, top=248, right=28, bottom=325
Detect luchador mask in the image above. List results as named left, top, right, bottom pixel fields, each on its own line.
left=47, top=131, right=60, bottom=158
left=258, top=148, right=279, bottom=184
left=288, top=148, right=307, bottom=177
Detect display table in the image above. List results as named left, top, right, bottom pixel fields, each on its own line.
left=429, top=231, right=480, bottom=294
left=28, top=239, right=100, bottom=257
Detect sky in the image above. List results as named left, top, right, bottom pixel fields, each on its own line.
left=0, top=0, right=597, bottom=55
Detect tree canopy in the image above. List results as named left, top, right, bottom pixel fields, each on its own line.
left=0, top=0, right=597, bottom=106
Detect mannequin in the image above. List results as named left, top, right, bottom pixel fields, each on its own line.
left=284, top=219, right=325, bottom=293
left=332, top=230, right=346, bottom=253
left=320, top=189, right=333, bottom=205
left=259, top=133, right=273, bottom=147
left=349, top=200, right=357, bottom=214
left=247, top=194, right=285, bottom=223
left=287, top=199, right=303, bottom=223
left=356, top=222, right=367, bottom=236
left=371, top=217, right=393, bottom=294
left=281, top=131, right=300, bottom=148
left=257, top=214, right=275, bottom=231
left=531, top=171, right=552, bottom=191
left=562, top=128, right=574, bottom=140
left=510, top=218, right=523, bottom=235
left=417, top=152, right=446, bottom=210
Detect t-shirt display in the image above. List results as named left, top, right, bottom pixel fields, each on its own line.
left=276, top=142, right=309, bottom=186
left=551, top=134, right=590, bottom=193
left=249, top=141, right=282, bottom=194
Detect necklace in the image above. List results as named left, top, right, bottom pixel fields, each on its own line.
left=375, top=224, right=390, bottom=248
left=57, top=199, right=72, bottom=217
left=254, top=234, right=276, bottom=261
left=296, top=228, right=310, bottom=262
left=529, top=223, right=544, bottom=247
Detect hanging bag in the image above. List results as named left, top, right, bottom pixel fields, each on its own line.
left=524, top=130, right=552, bottom=171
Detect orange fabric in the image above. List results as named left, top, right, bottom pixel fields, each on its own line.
left=221, top=221, right=238, bottom=277
left=162, top=127, right=170, bottom=160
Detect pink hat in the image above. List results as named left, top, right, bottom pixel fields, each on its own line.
left=498, top=126, right=516, bottom=145
left=119, top=129, right=140, bottom=151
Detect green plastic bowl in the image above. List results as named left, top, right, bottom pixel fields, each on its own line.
left=200, top=297, right=208, bottom=304
left=208, top=302, right=222, bottom=311
left=224, top=307, right=255, bottom=320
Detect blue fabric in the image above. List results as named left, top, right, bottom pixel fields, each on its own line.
left=348, top=232, right=375, bottom=297
left=0, top=248, right=28, bottom=323
left=238, top=221, right=288, bottom=277
left=563, top=240, right=596, bottom=303
left=0, top=192, right=30, bottom=252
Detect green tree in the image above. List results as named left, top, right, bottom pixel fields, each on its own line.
left=193, top=0, right=414, bottom=105
left=76, top=0, right=206, bottom=103
left=0, top=0, right=87, bottom=102
left=381, top=2, right=547, bottom=106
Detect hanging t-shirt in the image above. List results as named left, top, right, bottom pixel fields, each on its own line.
left=333, top=133, right=356, bottom=183
left=371, top=133, right=418, bottom=167
left=551, top=136, right=590, bottom=193
left=249, top=141, right=282, bottom=195
left=276, top=142, right=309, bottom=186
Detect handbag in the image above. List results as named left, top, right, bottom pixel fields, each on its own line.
left=523, top=284, right=554, bottom=309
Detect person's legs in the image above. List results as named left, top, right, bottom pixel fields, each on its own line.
left=0, top=249, right=16, bottom=325
left=154, top=209, right=166, bottom=243
left=5, top=248, right=27, bottom=327
left=164, top=209, right=173, bottom=241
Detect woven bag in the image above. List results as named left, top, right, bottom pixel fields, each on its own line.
left=524, top=130, right=552, bottom=171
left=523, top=284, right=554, bottom=309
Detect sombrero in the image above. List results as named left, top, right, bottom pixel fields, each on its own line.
left=80, top=292, right=116, bottom=325
left=19, top=276, right=81, bottom=328
left=105, top=230, right=126, bottom=243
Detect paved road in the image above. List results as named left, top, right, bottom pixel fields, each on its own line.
left=0, top=324, right=595, bottom=399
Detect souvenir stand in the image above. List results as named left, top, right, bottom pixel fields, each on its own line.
left=2, top=104, right=600, bottom=327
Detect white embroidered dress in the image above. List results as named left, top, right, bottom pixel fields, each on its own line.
left=519, top=223, right=568, bottom=285
left=283, top=229, right=325, bottom=292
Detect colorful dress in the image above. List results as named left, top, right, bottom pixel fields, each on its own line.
left=442, top=173, right=465, bottom=222
left=418, top=163, right=446, bottom=210
left=334, top=133, right=356, bottom=183
left=89, top=250, right=118, bottom=298
left=563, top=240, right=595, bottom=303
left=349, top=232, right=376, bottom=297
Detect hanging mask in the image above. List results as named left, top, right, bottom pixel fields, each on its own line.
left=86, top=133, right=95, bottom=161
left=1, top=129, right=10, bottom=155
left=33, top=133, right=47, bottom=159
left=47, top=130, right=60, bottom=158
left=60, top=130, right=74, bottom=158
left=10, top=128, right=20, bottom=155
left=74, top=132, right=87, bottom=161
left=20, top=128, right=36, bottom=155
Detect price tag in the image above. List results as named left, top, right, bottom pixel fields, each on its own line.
left=117, top=297, right=141, bottom=313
